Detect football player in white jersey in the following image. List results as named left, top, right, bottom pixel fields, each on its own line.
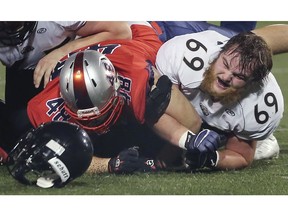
left=0, top=21, right=131, bottom=151
left=156, top=29, right=284, bottom=170
left=151, top=23, right=288, bottom=161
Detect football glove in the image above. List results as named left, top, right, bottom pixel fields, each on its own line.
left=108, top=146, right=166, bottom=174
left=184, top=150, right=219, bottom=170
left=183, top=129, right=221, bottom=170
left=185, top=129, right=221, bottom=154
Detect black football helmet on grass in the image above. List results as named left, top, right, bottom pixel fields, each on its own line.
left=7, top=121, right=94, bottom=188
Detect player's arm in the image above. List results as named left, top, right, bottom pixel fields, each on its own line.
left=216, top=135, right=256, bottom=170
left=57, top=21, right=132, bottom=56
left=151, top=86, right=203, bottom=148
left=77, top=21, right=132, bottom=41
left=252, top=24, right=288, bottom=55
left=166, top=84, right=202, bottom=133
left=152, top=83, right=202, bottom=147
left=86, top=147, right=165, bottom=174
left=34, top=21, right=132, bottom=88
left=184, top=133, right=256, bottom=170
left=148, top=67, right=202, bottom=148
left=87, top=156, right=110, bottom=173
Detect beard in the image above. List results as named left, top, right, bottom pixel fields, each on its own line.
left=200, top=64, right=249, bottom=105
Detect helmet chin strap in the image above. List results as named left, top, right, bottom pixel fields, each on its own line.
left=36, top=173, right=59, bottom=188
left=36, top=156, right=70, bottom=188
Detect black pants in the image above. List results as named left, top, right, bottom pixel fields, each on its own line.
left=90, top=122, right=167, bottom=158
left=2, top=67, right=43, bottom=150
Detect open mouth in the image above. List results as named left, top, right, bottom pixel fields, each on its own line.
left=217, top=77, right=230, bottom=89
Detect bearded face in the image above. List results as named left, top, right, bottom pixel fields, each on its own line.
left=200, top=61, right=252, bottom=105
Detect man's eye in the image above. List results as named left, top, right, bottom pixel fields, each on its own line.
left=235, top=74, right=246, bottom=81
left=223, top=60, right=229, bottom=69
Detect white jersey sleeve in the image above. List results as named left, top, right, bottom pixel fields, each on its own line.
left=156, top=30, right=284, bottom=141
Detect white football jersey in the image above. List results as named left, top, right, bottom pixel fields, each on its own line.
left=0, top=21, right=86, bottom=69
left=156, top=30, right=284, bottom=141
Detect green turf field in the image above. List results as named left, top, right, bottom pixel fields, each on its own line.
left=1, top=22, right=288, bottom=195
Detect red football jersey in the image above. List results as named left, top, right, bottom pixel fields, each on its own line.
left=27, top=24, right=163, bottom=128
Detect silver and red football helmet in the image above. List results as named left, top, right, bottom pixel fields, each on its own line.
left=7, top=121, right=94, bottom=188
left=0, top=21, right=37, bottom=46
left=59, top=50, right=124, bottom=134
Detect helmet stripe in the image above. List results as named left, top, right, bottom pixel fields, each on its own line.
left=73, top=52, right=94, bottom=109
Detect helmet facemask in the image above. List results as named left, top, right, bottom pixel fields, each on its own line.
left=64, top=95, right=124, bottom=134
left=7, top=128, right=63, bottom=187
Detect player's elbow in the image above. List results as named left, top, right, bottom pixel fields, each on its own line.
left=236, top=155, right=254, bottom=169
left=217, top=149, right=255, bottom=170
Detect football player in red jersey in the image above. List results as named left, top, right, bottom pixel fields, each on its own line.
left=0, top=21, right=132, bottom=152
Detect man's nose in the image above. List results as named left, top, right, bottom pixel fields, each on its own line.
left=222, top=71, right=233, bottom=82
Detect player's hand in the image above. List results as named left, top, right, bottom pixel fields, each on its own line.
left=185, top=129, right=221, bottom=154
left=33, top=50, right=64, bottom=88
left=184, top=150, right=219, bottom=170
left=183, top=129, right=220, bottom=170
left=108, top=146, right=166, bottom=174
